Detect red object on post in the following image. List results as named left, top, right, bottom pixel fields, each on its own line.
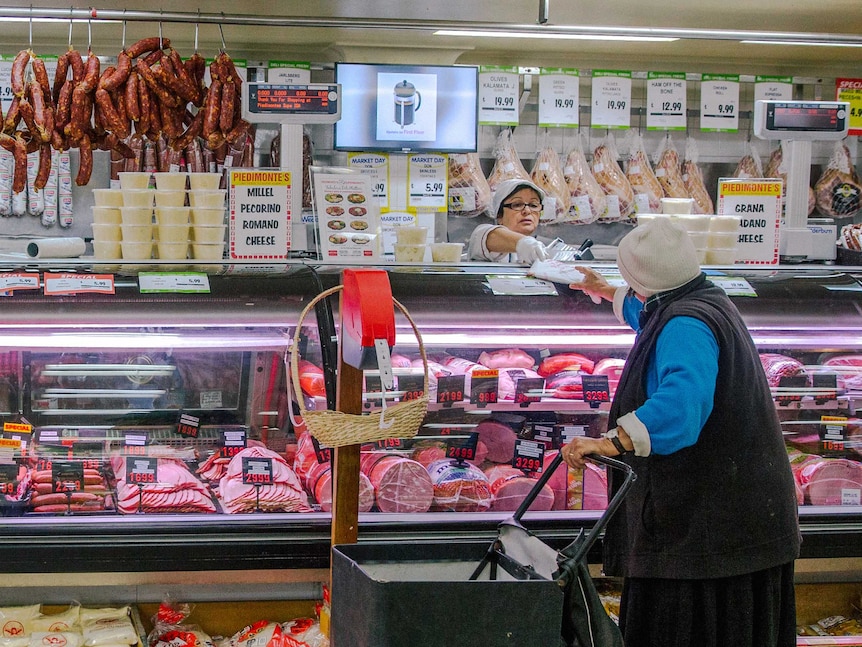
left=340, top=268, right=395, bottom=370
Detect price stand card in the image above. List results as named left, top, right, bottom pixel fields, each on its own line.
left=0, top=463, right=18, bottom=496
left=311, top=436, right=332, bottom=464
left=646, top=72, right=687, bottom=131
left=836, top=78, right=862, bottom=136
left=52, top=461, right=84, bottom=493
left=776, top=375, right=807, bottom=406
left=242, top=456, right=274, bottom=485
left=445, top=432, right=479, bottom=463
left=220, top=428, right=247, bottom=459
left=397, top=373, right=425, bottom=401
left=821, top=415, right=848, bottom=457
left=347, top=153, right=390, bottom=210
left=125, top=456, right=158, bottom=486
left=591, top=70, right=632, bottom=129
left=812, top=374, right=839, bottom=405
left=123, top=430, right=149, bottom=456
left=375, top=438, right=404, bottom=450
left=407, top=153, right=448, bottom=211
left=700, top=74, right=740, bottom=132
left=514, top=377, right=545, bottom=406
left=176, top=413, right=200, bottom=438
left=755, top=75, right=793, bottom=102
left=436, top=375, right=466, bottom=406
left=512, top=439, right=545, bottom=474
left=479, top=66, right=520, bottom=126
left=581, top=375, right=611, bottom=408
left=228, top=169, right=292, bottom=259
left=538, top=68, right=579, bottom=128
left=470, top=369, right=499, bottom=407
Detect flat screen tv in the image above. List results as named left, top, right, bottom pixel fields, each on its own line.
left=334, top=62, right=479, bottom=153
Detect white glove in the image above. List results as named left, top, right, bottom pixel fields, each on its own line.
left=515, top=236, right=550, bottom=264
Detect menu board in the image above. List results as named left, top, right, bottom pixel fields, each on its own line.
left=313, top=172, right=381, bottom=262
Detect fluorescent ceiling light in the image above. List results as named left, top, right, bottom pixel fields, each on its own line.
left=741, top=39, right=862, bottom=47
left=434, top=29, right=678, bottom=43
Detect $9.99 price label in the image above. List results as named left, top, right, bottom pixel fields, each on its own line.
left=470, top=370, right=499, bottom=407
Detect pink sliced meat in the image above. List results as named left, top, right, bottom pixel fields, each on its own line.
left=793, top=455, right=862, bottom=505
left=411, top=442, right=448, bottom=468
left=545, top=370, right=584, bottom=399
left=759, top=353, right=809, bottom=387
left=293, top=432, right=321, bottom=489
left=390, top=353, right=413, bottom=368
left=219, top=445, right=311, bottom=513
left=484, top=465, right=554, bottom=512
left=112, top=456, right=216, bottom=514
left=543, top=450, right=569, bottom=510
left=821, top=355, right=862, bottom=392
left=581, top=462, right=609, bottom=510
left=474, top=419, right=517, bottom=463
left=477, top=349, right=535, bottom=370
left=538, top=353, right=595, bottom=377
left=309, top=464, right=375, bottom=513
left=497, top=367, right=543, bottom=401
left=361, top=453, right=433, bottom=513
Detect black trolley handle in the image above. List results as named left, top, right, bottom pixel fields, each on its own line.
left=511, top=452, right=636, bottom=526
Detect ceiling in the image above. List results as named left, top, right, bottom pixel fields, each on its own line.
left=0, top=0, right=860, bottom=77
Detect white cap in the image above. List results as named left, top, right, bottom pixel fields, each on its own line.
left=617, top=218, right=702, bottom=297
left=491, top=178, right=546, bottom=219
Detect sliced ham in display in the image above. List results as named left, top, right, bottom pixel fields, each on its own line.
left=360, top=453, right=433, bottom=513
left=593, top=357, right=626, bottom=393
left=542, top=450, right=569, bottom=510
left=426, top=459, right=492, bottom=512
left=219, top=445, right=311, bottom=513
left=759, top=353, right=809, bottom=387
left=484, top=465, right=554, bottom=512
left=792, top=455, right=862, bottom=505
left=112, top=456, right=216, bottom=514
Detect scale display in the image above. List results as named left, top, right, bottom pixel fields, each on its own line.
left=243, top=83, right=341, bottom=124
left=754, top=100, right=849, bottom=140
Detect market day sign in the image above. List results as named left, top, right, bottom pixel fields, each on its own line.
left=717, top=179, right=782, bottom=265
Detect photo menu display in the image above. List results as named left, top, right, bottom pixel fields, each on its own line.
left=335, top=63, right=478, bottom=153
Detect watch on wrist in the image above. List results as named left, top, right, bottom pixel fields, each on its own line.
left=603, top=428, right=630, bottom=455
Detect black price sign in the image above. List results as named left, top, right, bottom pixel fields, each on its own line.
left=52, top=461, right=84, bottom=493
left=436, top=375, right=465, bottom=406
left=398, top=374, right=425, bottom=401
left=365, top=375, right=383, bottom=394
left=582, top=375, right=611, bottom=408
left=514, top=377, right=545, bottom=406
left=446, top=432, right=479, bottom=463
left=220, top=429, right=247, bottom=459
left=777, top=375, right=807, bottom=406
left=375, top=437, right=404, bottom=450
left=813, top=373, right=839, bottom=404
left=123, top=430, right=149, bottom=456
left=311, top=436, right=331, bottom=463
left=177, top=413, right=200, bottom=438
left=470, top=370, right=499, bottom=407
left=242, top=457, right=274, bottom=485
left=512, top=439, right=545, bottom=474
left=0, top=463, right=18, bottom=496
left=532, top=424, right=560, bottom=450
left=126, top=456, right=158, bottom=485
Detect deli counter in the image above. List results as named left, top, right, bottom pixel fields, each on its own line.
left=0, top=262, right=860, bottom=607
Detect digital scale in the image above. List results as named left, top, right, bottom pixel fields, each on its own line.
left=753, top=100, right=849, bottom=262
left=241, top=83, right=342, bottom=252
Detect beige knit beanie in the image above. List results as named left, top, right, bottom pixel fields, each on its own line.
left=617, top=218, right=702, bottom=297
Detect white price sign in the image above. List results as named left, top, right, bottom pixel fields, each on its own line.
left=479, top=66, right=520, bottom=126
left=138, top=272, right=211, bottom=293
left=228, top=169, right=292, bottom=260
left=43, top=273, right=115, bottom=295
left=407, top=153, right=448, bottom=210
left=646, top=72, right=687, bottom=131
left=347, top=153, right=390, bottom=210
left=591, top=70, right=632, bottom=129
left=700, top=74, right=740, bottom=132
left=538, top=68, right=579, bottom=128
left=267, top=61, right=311, bottom=84
left=754, top=75, right=793, bottom=102
left=0, top=272, right=39, bottom=292
left=717, top=179, right=782, bottom=265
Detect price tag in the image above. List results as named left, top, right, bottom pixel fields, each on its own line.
left=436, top=375, right=466, bottom=406
left=52, top=461, right=84, bottom=493
left=776, top=375, right=806, bottom=406
left=347, top=153, right=390, bottom=210
left=310, top=436, right=332, bottom=463
left=220, top=428, right=247, bottom=459
left=139, top=273, right=211, bottom=294
left=841, top=488, right=861, bottom=506
left=446, top=432, right=479, bottom=463
left=375, top=438, right=404, bottom=450
left=0, top=463, right=18, bottom=496
left=0, top=272, right=39, bottom=292
left=407, top=153, right=448, bottom=210
left=700, top=74, right=740, bottom=132
left=242, top=456, right=273, bottom=485
left=3, top=423, right=31, bottom=456
left=813, top=374, right=839, bottom=404
left=123, top=430, right=149, bottom=456
left=0, top=58, right=13, bottom=113
left=716, top=179, right=781, bottom=265
left=512, top=439, right=545, bottom=474
left=125, top=456, right=158, bottom=485
left=470, top=370, right=499, bottom=407
left=532, top=424, right=560, bottom=449
left=591, top=70, right=632, bottom=129
left=754, top=75, right=793, bottom=102
left=646, top=72, right=687, bottom=131
left=560, top=425, right=588, bottom=444
left=581, top=375, right=611, bottom=408
left=43, top=273, right=115, bottom=295
left=836, top=78, right=862, bottom=136
left=176, top=413, right=200, bottom=438
left=514, top=377, right=545, bottom=406
left=538, top=68, right=579, bottom=128
left=397, top=373, right=425, bottom=401
left=267, top=61, right=311, bottom=84
left=478, top=66, right=520, bottom=126
left=709, top=276, right=757, bottom=297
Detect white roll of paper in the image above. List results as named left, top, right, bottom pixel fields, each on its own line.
left=26, top=237, right=87, bottom=258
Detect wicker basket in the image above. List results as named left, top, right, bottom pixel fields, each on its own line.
left=290, top=286, right=429, bottom=448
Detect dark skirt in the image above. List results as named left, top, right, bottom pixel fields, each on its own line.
left=618, top=561, right=797, bottom=647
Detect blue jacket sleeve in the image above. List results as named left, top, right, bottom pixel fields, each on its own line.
left=635, top=316, right=719, bottom=455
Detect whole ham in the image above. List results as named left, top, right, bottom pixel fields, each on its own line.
left=732, top=143, right=764, bottom=179
left=822, top=355, right=862, bottom=392
left=592, top=134, right=635, bottom=221
left=484, top=465, right=554, bottom=512
left=654, top=135, right=690, bottom=200
left=542, top=450, right=568, bottom=510
left=563, top=136, right=607, bottom=224
left=487, top=129, right=531, bottom=194
left=593, top=357, right=627, bottom=393
left=567, top=461, right=609, bottom=510
left=474, top=418, right=518, bottom=463
left=307, top=461, right=375, bottom=512
left=426, top=459, right=492, bottom=512
left=530, top=144, right=569, bottom=222
left=625, top=131, right=663, bottom=213
left=792, top=454, right=862, bottom=505
left=447, top=152, right=492, bottom=218
left=814, top=141, right=862, bottom=218
left=477, top=348, right=534, bottom=370
left=682, top=137, right=715, bottom=215
left=759, top=353, right=809, bottom=387
left=538, top=352, right=595, bottom=376
left=112, top=456, right=216, bottom=514
left=219, top=446, right=311, bottom=513
left=360, top=453, right=433, bottom=513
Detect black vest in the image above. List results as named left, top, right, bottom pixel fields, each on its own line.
left=604, top=279, right=800, bottom=579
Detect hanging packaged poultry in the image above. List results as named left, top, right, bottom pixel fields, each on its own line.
left=591, top=133, right=635, bottom=221
left=530, top=142, right=569, bottom=223
left=625, top=131, right=663, bottom=213
left=682, top=137, right=715, bottom=215
left=653, top=134, right=690, bottom=200
left=448, top=152, right=492, bottom=218
left=562, top=133, right=607, bottom=224
left=487, top=128, right=531, bottom=195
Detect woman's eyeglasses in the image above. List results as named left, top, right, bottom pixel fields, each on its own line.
left=502, top=201, right=542, bottom=212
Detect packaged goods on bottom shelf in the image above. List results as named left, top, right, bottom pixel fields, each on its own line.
left=0, top=603, right=146, bottom=647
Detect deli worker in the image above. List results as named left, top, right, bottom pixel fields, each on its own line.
left=467, top=178, right=550, bottom=264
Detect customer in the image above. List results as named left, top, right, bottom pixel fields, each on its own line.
left=562, top=217, right=800, bottom=647
left=467, top=178, right=549, bottom=263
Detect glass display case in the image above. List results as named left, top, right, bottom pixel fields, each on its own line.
left=0, top=263, right=859, bottom=590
